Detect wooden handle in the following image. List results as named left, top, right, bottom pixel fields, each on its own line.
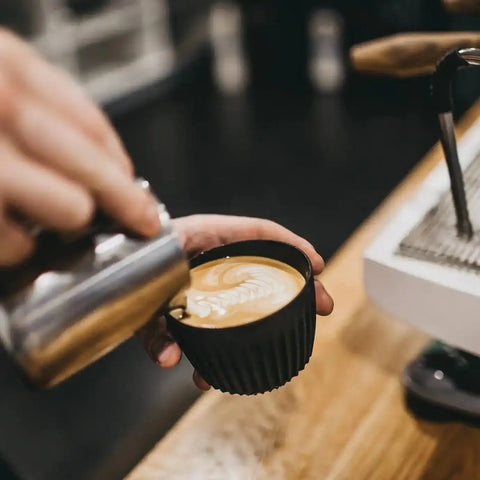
left=350, top=32, right=480, bottom=77
left=442, top=0, right=480, bottom=14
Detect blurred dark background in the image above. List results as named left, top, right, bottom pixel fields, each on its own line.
left=0, top=1, right=480, bottom=479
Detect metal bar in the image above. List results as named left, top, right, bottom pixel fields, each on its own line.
left=459, top=47, right=480, bottom=66
left=438, top=111, right=473, bottom=239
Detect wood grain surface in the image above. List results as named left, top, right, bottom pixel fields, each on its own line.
left=443, top=0, right=480, bottom=14
left=127, top=102, right=480, bottom=480
left=350, top=32, right=480, bottom=77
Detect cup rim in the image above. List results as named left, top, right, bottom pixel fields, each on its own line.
left=167, top=239, right=313, bottom=332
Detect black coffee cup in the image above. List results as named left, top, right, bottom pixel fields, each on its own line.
left=166, top=240, right=316, bottom=395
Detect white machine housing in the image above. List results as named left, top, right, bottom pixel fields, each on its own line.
left=364, top=117, right=480, bottom=355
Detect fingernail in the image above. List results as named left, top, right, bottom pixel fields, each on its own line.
left=315, top=254, right=325, bottom=271
left=193, top=371, right=211, bottom=391
left=157, top=342, right=175, bottom=366
left=149, top=335, right=167, bottom=360
left=321, top=290, right=334, bottom=314
left=143, top=201, right=161, bottom=236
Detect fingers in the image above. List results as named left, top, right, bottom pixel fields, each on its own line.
left=0, top=29, right=149, bottom=238
left=8, top=94, right=160, bottom=237
left=136, top=317, right=182, bottom=368
left=314, top=277, right=334, bottom=316
left=0, top=214, right=33, bottom=266
left=0, top=140, right=94, bottom=230
left=253, top=219, right=326, bottom=274
left=173, top=214, right=326, bottom=274
left=22, top=60, right=132, bottom=175
left=193, top=371, right=211, bottom=391
left=0, top=28, right=132, bottom=175
left=174, top=214, right=334, bottom=317
left=157, top=342, right=183, bottom=368
left=136, top=318, right=211, bottom=391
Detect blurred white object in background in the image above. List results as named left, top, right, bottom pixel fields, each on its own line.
left=26, top=0, right=175, bottom=104
left=209, top=1, right=249, bottom=95
left=308, top=9, right=345, bottom=94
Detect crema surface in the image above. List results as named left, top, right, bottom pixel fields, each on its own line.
left=176, top=256, right=305, bottom=328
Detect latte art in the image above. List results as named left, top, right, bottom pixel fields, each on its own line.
left=174, top=256, right=305, bottom=328
left=188, top=263, right=297, bottom=318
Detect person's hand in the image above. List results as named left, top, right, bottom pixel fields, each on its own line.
left=137, top=214, right=334, bottom=391
left=0, top=28, right=160, bottom=266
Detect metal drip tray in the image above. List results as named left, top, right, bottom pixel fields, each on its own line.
left=398, top=153, right=480, bottom=273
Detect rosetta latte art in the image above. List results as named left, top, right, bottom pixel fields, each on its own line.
left=177, top=256, right=305, bottom=328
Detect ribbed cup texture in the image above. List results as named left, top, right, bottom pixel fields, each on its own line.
left=166, top=240, right=317, bottom=395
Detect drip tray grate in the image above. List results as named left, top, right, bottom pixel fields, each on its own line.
left=398, top=154, right=480, bottom=272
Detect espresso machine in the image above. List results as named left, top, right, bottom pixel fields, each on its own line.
left=353, top=33, right=480, bottom=421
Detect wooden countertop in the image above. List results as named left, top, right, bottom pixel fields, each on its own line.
left=127, top=102, right=480, bottom=480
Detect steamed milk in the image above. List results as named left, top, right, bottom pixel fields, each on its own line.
left=173, top=256, right=305, bottom=328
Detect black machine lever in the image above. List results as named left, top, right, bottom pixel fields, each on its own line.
left=431, top=48, right=480, bottom=239
left=431, top=48, right=480, bottom=240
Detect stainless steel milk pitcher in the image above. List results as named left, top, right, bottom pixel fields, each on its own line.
left=0, top=179, right=189, bottom=387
